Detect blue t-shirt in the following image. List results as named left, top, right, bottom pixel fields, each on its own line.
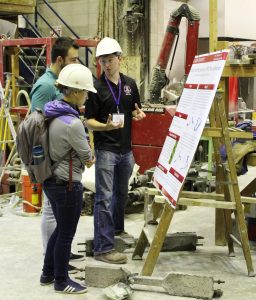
left=30, top=68, right=62, bottom=112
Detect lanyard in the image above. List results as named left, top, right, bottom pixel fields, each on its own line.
left=105, top=75, right=121, bottom=113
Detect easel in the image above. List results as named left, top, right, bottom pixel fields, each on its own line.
left=132, top=0, right=255, bottom=277
left=132, top=89, right=255, bottom=277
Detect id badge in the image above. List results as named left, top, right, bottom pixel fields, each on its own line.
left=112, top=113, right=124, bottom=127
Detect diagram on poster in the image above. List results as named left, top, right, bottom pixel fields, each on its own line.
left=152, top=50, right=229, bottom=208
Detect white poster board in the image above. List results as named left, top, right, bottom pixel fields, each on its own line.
left=152, top=50, right=229, bottom=208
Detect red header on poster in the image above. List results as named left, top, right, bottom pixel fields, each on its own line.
left=153, top=178, right=162, bottom=192
left=169, top=167, right=184, bottom=183
left=184, top=83, right=198, bottom=89
left=193, top=51, right=228, bottom=64
left=175, top=111, right=188, bottom=120
left=168, top=131, right=180, bottom=141
left=157, top=162, right=168, bottom=174
left=198, top=84, right=215, bottom=90
left=162, top=188, right=177, bottom=207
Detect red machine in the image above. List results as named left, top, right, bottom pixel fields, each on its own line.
left=148, top=3, right=200, bottom=102
left=132, top=106, right=175, bottom=174
left=132, top=4, right=200, bottom=173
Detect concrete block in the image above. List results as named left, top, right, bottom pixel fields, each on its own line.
left=132, top=273, right=215, bottom=299
left=84, top=264, right=131, bottom=288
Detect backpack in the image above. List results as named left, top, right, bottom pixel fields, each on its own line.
left=16, top=109, right=55, bottom=184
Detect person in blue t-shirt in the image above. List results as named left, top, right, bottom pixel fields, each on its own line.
left=30, top=37, right=79, bottom=112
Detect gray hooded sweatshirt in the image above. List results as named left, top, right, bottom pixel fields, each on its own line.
left=44, top=100, right=92, bottom=182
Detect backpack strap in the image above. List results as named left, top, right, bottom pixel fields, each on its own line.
left=68, top=152, right=73, bottom=191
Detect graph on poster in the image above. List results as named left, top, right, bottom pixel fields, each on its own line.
left=152, top=50, right=229, bottom=208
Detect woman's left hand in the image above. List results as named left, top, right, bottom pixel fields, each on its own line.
left=85, top=157, right=96, bottom=168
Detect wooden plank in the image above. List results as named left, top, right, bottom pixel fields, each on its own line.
left=209, top=0, right=218, bottom=52
left=217, top=41, right=229, bottom=51
left=222, top=65, right=256, bottom=78
left=208, top=93, right=227, bottom=245
left=154, top=192, right=256, bottom=207
left=154, top=195, right=236, bottom=209
left=0, top=1, right=35, bottom=14
left=179, top=198, right=236, bottom=209
left=202, top=127, right=253, bottom=139
left=132, top=230, right=149, bottom=260
left=0, top=0, right=34, bottom=4
left=143, top=226, right=157, bottom=245
left=180, top=191, right=256, bottom=204
left=229, top=132, right=253, bottom=139
left=181, top=191, right=223, bottom=200
left=146, top=187, right=161, bottom=196
left=0, top=5, right=35, bottom=14
left=202, top=127, right=222, bottom=137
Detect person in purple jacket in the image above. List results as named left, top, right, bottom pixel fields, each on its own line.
left=39, top=64, right=96, bottom=294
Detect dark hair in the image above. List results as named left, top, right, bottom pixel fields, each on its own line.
left=55, top=82, right=69, bottom=94
left=51, top=37, right=79, bottom=63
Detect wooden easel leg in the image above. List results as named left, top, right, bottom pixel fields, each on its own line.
left=132, top=229, right=149, bottom=260
left=209, top=103, right=227, bottom=246
left=140, top=204, right=175, bottom=276
left=133, top=191, right=163, bottom=260
left=151, top=201, right=164, bottom=224
left=234, top=209, right=255, bottom=276
left=215, top=208, right=226, bottom=245
left=223, top=209, right=235, bottom=256
left=223, top=181, right=235, bottom=256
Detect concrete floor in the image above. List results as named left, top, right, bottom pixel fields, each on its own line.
left=1, top=200, right=256, bottom=300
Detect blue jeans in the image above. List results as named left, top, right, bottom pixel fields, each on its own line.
left=41, top=192, right=57, bottom=255
left=42, top=178, right=83, bottom=283
left=93, top=150, right=134, bottom=255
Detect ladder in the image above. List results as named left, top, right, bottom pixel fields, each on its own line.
left=0, top=75, right=30, bottom=188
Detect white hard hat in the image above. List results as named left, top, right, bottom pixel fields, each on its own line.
left=56, top=64, right=97, bottom=93
left=96, top=37, right=122, bottom=58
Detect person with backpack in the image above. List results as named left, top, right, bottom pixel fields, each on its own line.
left=84, top=37, right=146, bottom=264
left=40, top=64, right=96, bottom=294
left=30, top=37, right=83, bottom=271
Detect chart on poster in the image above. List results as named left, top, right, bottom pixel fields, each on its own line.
left=153, top=50, right=229, bottom=208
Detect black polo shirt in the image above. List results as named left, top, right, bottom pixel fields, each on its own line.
left=85, top=73, right=141, bottom=153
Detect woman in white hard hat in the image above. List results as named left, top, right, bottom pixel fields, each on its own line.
left=40, top=64, right=96, bottom=294
left=85, top=37, right=146, bottom=264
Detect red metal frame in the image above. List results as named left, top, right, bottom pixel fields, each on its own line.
left=0, top=37, right=100, bottom=86
left=0, top=37, right=54, bottom=85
